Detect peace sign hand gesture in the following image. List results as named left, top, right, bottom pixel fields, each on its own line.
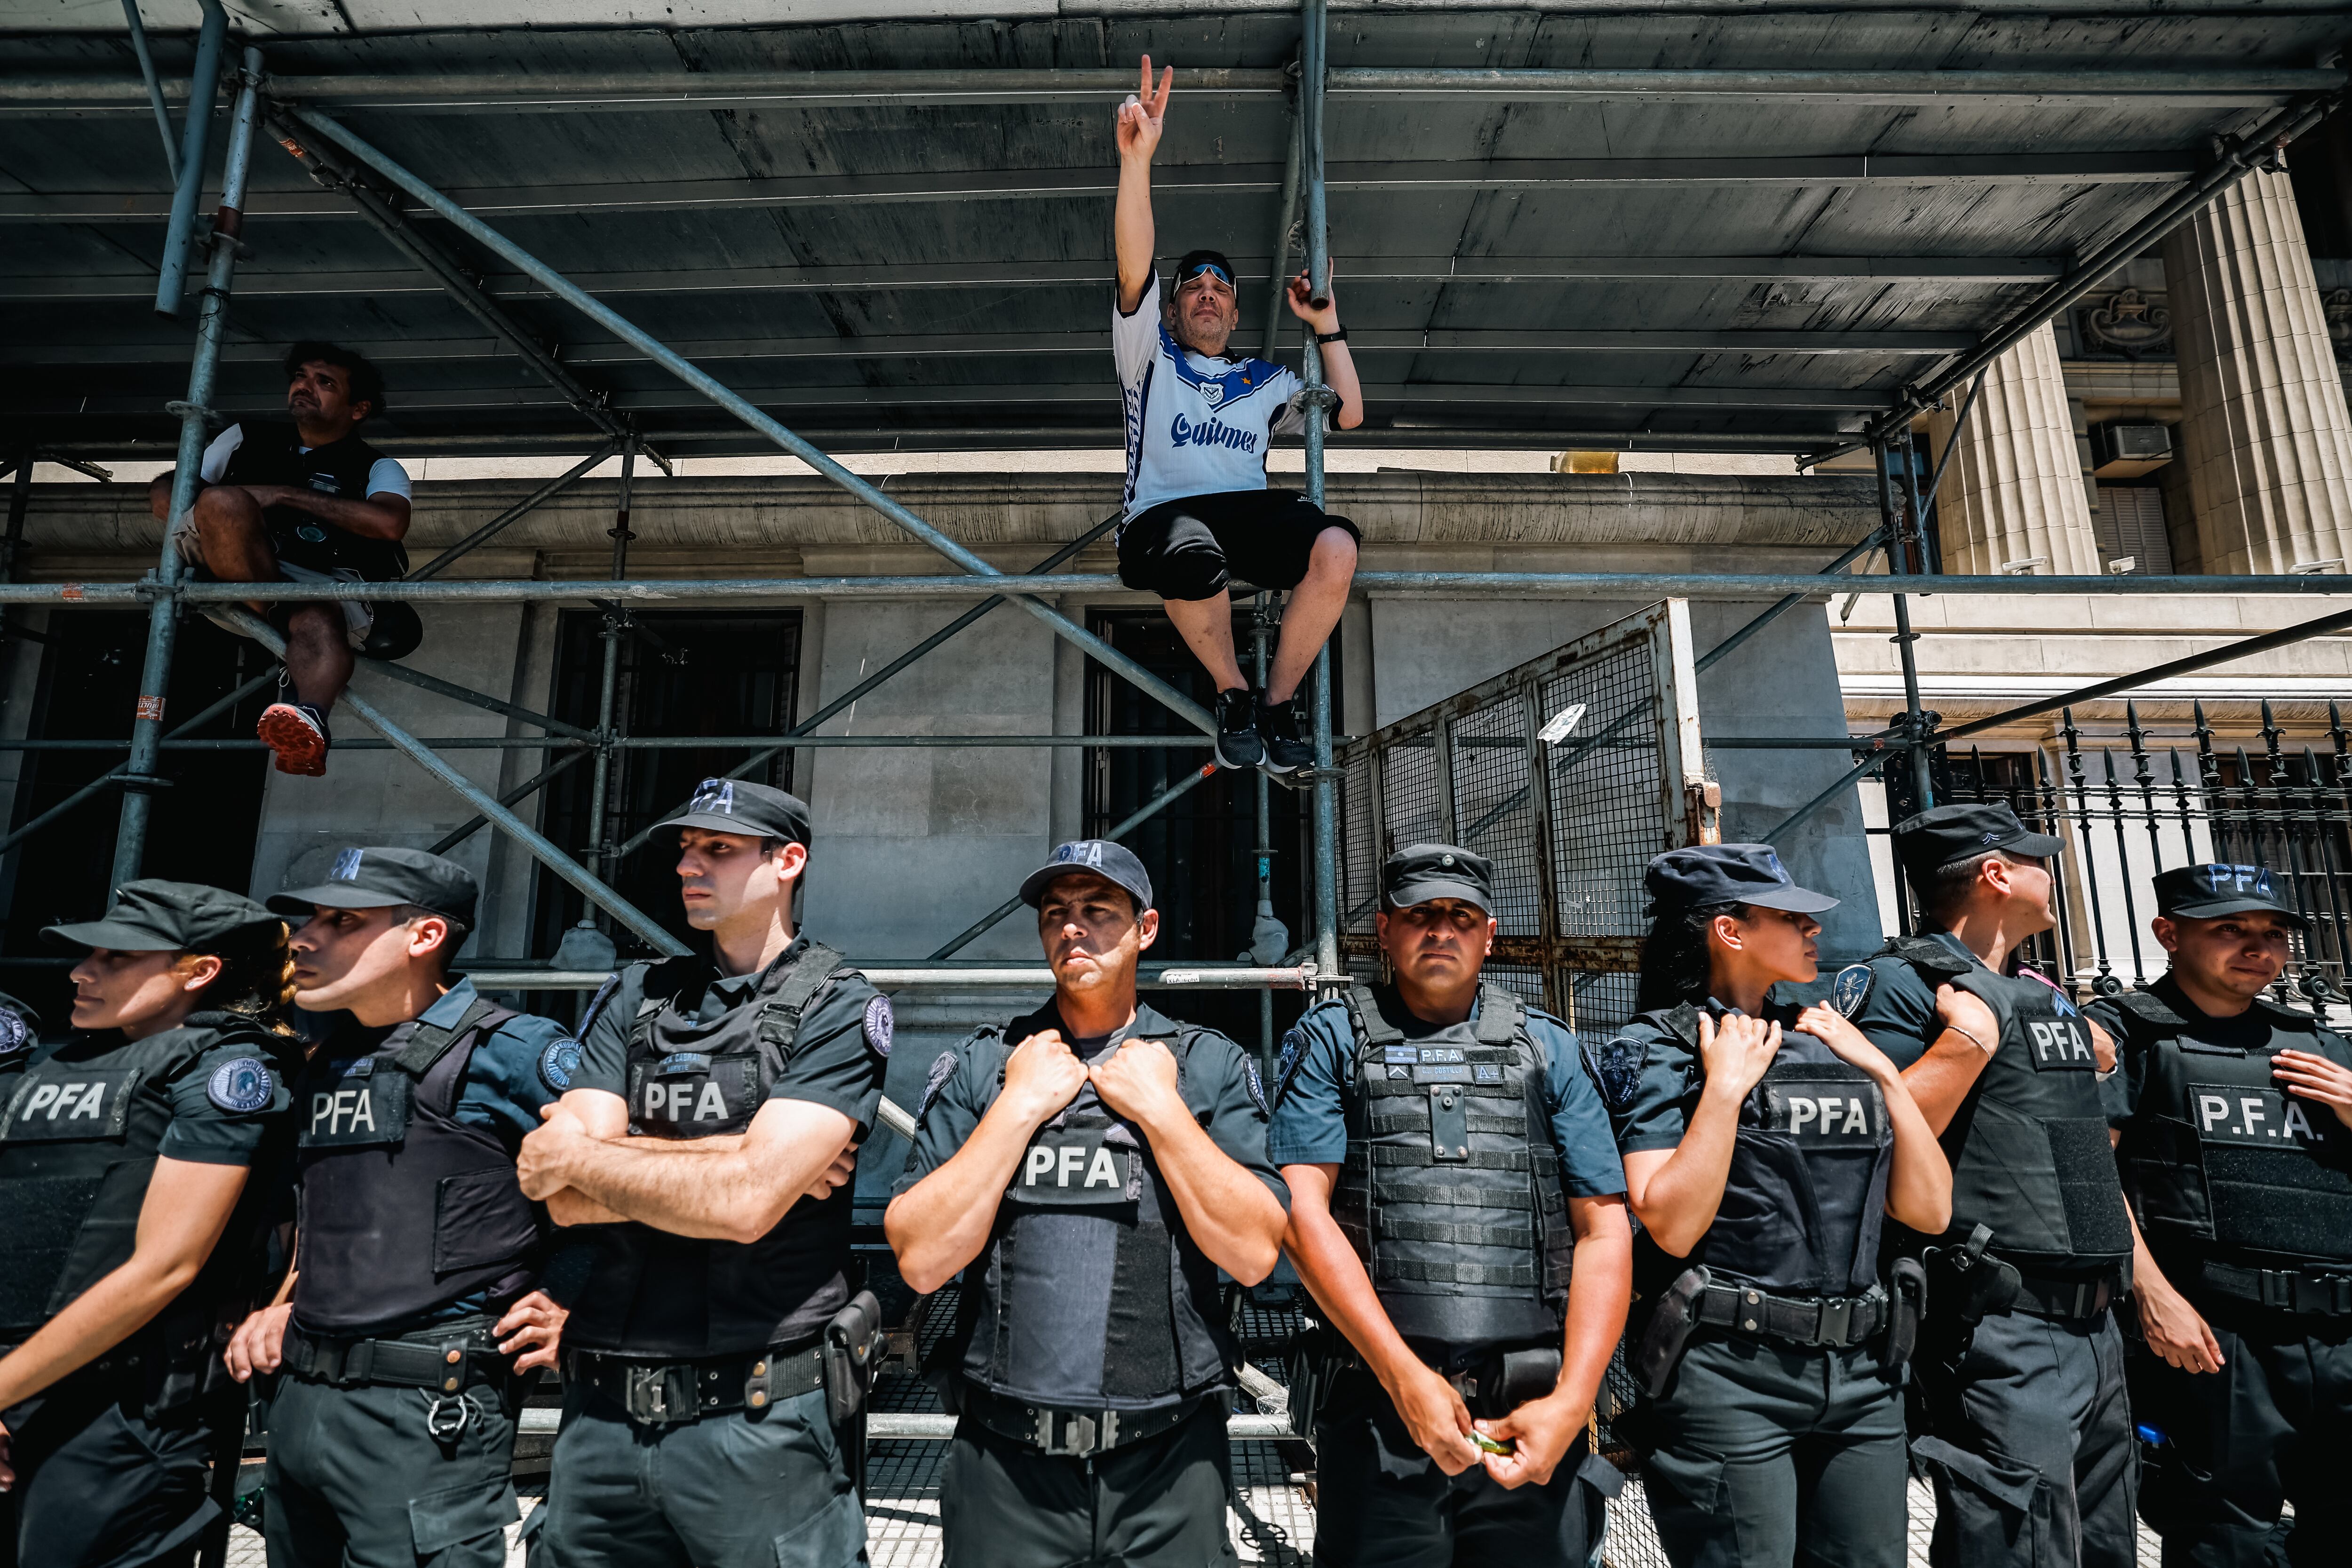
left=1117, top=55, right=1174, bottom=163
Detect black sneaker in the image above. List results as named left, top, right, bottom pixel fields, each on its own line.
left=1213, top=687, right=1263, bottom=770
left=1257, top=692, right=1312, bottom=774
left=257, top=700, right=331, bottom=777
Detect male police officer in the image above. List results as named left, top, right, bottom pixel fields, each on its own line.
left=1271, top=844, right=1633, bottom=1566
left=2086, top=863, right=2352, bottom=1566
left=888, top=840, right=1289, bottom=1568
left=1846, top=803, right=2137, bottom=1568
left=517, top=780, right=886, bottom=1568
left=222, top=847, right=573, bottom=1568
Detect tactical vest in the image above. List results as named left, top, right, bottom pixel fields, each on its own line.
left=1880, top=937, right=2132, bottom=1271
left=1638, top=1003, right=1893, bottom=1297
left=956, top=1018, right=1235, bottom=1411
left=217, top=422, right=407, bottom=579
left=1333, top=984, right=1574, bottom=1349
left=0, top=1017, right=288, bottom=1405
left=292, top=995, right=540, bottom=1336
left=566, top=944, right=860, bottom=1359
left=2110, top=987, right=2352, bottom=1266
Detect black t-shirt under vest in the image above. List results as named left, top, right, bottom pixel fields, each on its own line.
left=216, top=422, right=406, bottom=580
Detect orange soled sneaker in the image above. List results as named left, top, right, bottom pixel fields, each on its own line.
left=256, top=701, right=330, bottom=777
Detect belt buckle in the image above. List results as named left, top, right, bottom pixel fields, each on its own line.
left=1815, top=1297, right=1853, bottom=1347
left=1035, top=1409, right=1114, bottom=1457
left=622, top=1363, right=677, bottom=1426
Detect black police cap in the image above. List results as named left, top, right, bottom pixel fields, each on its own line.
left=1891, top=802, right=2064, bottom=883
left=2154, top=862, right=2307, bottom=927
left=653, top=778, right=812, bottom=848
left=1382, top=844, right=1494, bottom=914
left=269, top=846, right=479, bottom=928
left=45, top=878, right=282, bottom=954
left=1645, top=844, right=1839, bottom=916
left=1019, top=840, right=1154, bottom=913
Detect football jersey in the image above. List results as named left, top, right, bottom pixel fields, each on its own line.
left=1114, top=271, right=1310, bottom=523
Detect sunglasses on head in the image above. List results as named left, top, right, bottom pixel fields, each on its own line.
left=1179, top=261, right=1234, bottom=288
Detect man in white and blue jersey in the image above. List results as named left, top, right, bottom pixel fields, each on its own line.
left=1114, top=57, right=1365, bottom=773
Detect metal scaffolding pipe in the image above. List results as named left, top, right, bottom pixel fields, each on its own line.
left=1764, top=751, right=1890, bottom=842
left=151, top=0, right=224, bottom=317
left=1260, top=90, right=1303, bottom=362
left=463, top=963, right=1315, bottom=993
left=119, top=0, right=179, bottom=182
left=1692, top=528, right=1886, bottom=675
left=430, top=749, right=591, bottom=856
left=1303, top=0, right=1341, bottom=987
left=408, top=443, right=620, bottom=580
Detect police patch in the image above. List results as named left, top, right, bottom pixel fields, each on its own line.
left=0, top=1007, right=28, bottom=1058
left=1273, top=1027, right=1308, bottom=1107
left=206, top=1057, right=275, bottom=1114
left=1244, top=1058, right=1269, bottom=1115
left=1593, top=1035, right=1647, bottom=1113
left=863, top=995, right=895, bottom=1059
left=540, top=1037, right=582, bottom=1093
left=1832, top=963, right=1874, bottom=1019
left=917, top=1049, right=959, bottom=1122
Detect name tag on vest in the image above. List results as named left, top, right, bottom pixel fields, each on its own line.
left=301, top=1069, right=412, bottom=1149
left=1, top=1065, right=138, bottom=1142
left=629, top=1056, right=759, bottom=1135
left=2189, top=1083, right=2332, bottom=1148
left=1760, top=1079, right=1883, bottom=1145
left=2022, top=1017, right=2098, bottom=1072
left=1009, top=1130, right=1137, bottom=1208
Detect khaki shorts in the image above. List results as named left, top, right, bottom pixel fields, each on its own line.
left=172, top=521, right=376, bottom=649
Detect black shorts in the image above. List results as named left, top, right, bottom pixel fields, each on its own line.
left=1116, top=488, right=1360, bottom=601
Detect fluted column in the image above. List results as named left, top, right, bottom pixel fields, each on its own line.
left=1925, top=322, right=2102, bottom=575
left=2160, top=167, right=2352, bottom=575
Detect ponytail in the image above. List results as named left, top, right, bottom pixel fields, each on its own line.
left=1632, top=900, right=1750, bottom=1014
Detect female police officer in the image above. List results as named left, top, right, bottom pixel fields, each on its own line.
left=1595, top=845, right=1950, bottom=1568
left=0, top=881, right=297, bottom=1567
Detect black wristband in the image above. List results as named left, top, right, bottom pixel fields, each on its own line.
left=1314, top=327, right=1348, bottom=344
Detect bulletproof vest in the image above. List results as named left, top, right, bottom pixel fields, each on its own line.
left=2111, top=987, right=2352, bottom=1265
left=0, top=1017, right=288, bottom=1400
left=958, top=1018, right=1235, bottom=1409
left=217, top=422, right=407, bottom=579
left=292, top=995, right=540, bottom=1336
left=1333, top=984, right=1574, bottom=1349
left=1882, top=937, right=2132, bottom=1270
left=566, top=944, right=859, bottom=1359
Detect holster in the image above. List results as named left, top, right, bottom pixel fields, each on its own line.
left=1922, top=1224, right=2020, bottom=1337
left=1449, top=1346, right=1562, bottom=1420
left=822, top=1289, right=883, bottom=1428
left=1283, top=1319, right=1353, bottom=1439
left=1884, top=1256, right=1928, bottom=1369
left=1634, top=1266, right=1710, bottom=1398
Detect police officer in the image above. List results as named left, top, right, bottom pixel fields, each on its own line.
left=517, top=780, right=887, bottom=1568
left=221, top=847, right=573, bottom=1568
left=1845, top=803, right=2138, bottom=1568
left=1597, top=845, right=1950, bottom=1568
left=887, top=840, right=1288, bottom=1568
left=2085, top=863, right=2352, bottom=1565
left=0, top=882, right=296, bottom=1567
left=1270, top=844, right=1632, bottom=1566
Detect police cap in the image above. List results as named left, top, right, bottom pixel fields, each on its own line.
left=1891, top=802, right=2064, bottom=883
left=1645, top=844, right=1839, bottom=915
left=1382, top=844, right=1495, bottom=914
left=653, top=778, right=812, bottom=848
left=1019, top=840, right=1154, bottom=913
left=268, top=846, right=478, bottom=928
left=2154, top=862, right=2307, bottom=927
left=46, top=878, right=282, bottom=953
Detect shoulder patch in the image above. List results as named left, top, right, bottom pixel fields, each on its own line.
left=575, top=973, right=623, bottom=1041
left=1832, top=963, right=1874, bottom=1019
left=206, top=1056, right=276, bottom=1114
left=863, top=994, right=895, bottom=1059
left=539, top=1036, right=583, bottom=1093
left=1244, top=1057, right=1270, bottom=1116
left=1273, top=1027, right=1309, bottom=1107
left=0, top=1006, right=28, bottom=1059
left=916, top=1049, right=960, bottom=1123
left=1593, top=1035, right=1648, bottom=1114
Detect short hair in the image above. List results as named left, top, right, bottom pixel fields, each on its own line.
left=283, top=341, right=388, bottom=420
left=1919, top=850, right=2024, bottom=926
left=397, top=904, right=470, bottom=972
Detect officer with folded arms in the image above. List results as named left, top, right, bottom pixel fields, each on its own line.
left=517, top=780, right=887, bottom=1568
left=887, top=840, right=1289, bottom=1568
left=0, top=883, right=293, bottom=1567
left=2085, top=863, right=2352, bottom=1565
left=1845, top=803, right=2137, bottom=1568
left=1269, top=844, right=1631, bottom=1566
left=1598, top=845, right=1950, bottom=1567
left=222, top=847, right=573, bottom=1568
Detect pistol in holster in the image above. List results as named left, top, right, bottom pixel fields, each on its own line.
left=1633, top=1266, right=1711, bottom=1398
left=1448, top=1346, right=1563, bottom=1420
left=1921, top=1224, right=2019, bottom=1339
left=823, top=1290, right=884, bottom=1491
left=1883, top=1255, right=1928, bottom=1370
left=1284, top=1319, right=1354, bottom=1439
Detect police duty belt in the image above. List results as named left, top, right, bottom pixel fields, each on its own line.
left=2199, top=1260, right=2352, bottom=1317
left=2008, top=1268, right=2119, bottom=1321
left=568, top=1342, right=826, bottom=1428
left=282, top=1319, right=507, bottom=1394
left=961, top=1381, right=1224, bottom=1459
left=1693, top=1281, right=1891, bottom=1349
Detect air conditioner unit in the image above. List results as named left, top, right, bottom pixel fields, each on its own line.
left=2090, top=421, right=2174, bottom=478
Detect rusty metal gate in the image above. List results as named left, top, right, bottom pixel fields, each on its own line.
left=1336, top=601, right=1717, bottom=1037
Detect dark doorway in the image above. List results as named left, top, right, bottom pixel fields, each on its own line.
left=0, top=611, right=274, bottom=1026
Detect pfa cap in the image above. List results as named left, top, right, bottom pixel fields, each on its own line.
left=268, top=846, right=478, bottom=928
left=1382, top=844, right=1495, bottom=915
left=2154, top=862, right=2307, bottom=927
left=1019, top=840, right=1154, bottom=912
left=1645, top=843, right=1840, bottom=916
left=45, top=878, right=282, bottom=954
left=1891, top=802, right=2064, bottom=883
left=653, top=778, right=812, bottom=848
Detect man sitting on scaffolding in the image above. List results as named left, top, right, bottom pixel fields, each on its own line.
left=1113, top=56, right=1365, bottom=774
left=148, top=342, right=412, bottom=779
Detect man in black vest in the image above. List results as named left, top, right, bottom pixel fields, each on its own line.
left=147, top=342, right=412, bottom=778
left=1845, top=803, right=2137, bottom=1568
left=887, top=839, right=1289, bottom=1568
left=2087, top=863, right=2352, bottom=1566
left=221, top=847, right=572, bottom=1568
left=516, top=780, right=887, bottom=1568
left=1270, top=844, right=1633, bottom=1566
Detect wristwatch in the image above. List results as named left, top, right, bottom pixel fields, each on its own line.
left=1314, top=327, right=1348, bottom=344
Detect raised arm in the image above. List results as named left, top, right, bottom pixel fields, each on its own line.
left=1114, top=56, right=1172, bottom=313
left=1621, top=1014, right=1782, bottom=1256
left=1091, top=1037, right=1286, bottom=1283
left=1900, top=983, right=2002, bottom=1135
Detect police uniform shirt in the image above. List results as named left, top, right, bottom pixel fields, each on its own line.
left=2087, top=971, right=2270, bottom=1127
left=1849, top=929, right=1988, bottom=1069
left=314, top=977, right=571, bottom=1148
left=25, top=1027, right=292, bottom=1168
left=1266, top=988, right=1628, bottom=1202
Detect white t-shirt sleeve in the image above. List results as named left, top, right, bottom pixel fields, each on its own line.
left=366, top=457, right=412, bottom=501
left=197, top=424, right=243, bottom=484
left=1112, top=271, right=1162, bottom=391
left=1270, top=367, right=1311, bottom=436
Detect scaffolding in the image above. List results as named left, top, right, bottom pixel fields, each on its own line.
left=7, top=0, right=2352, bottom=1042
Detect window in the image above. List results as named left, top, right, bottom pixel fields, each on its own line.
left=2095, top=485, right=2174, bottom=575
